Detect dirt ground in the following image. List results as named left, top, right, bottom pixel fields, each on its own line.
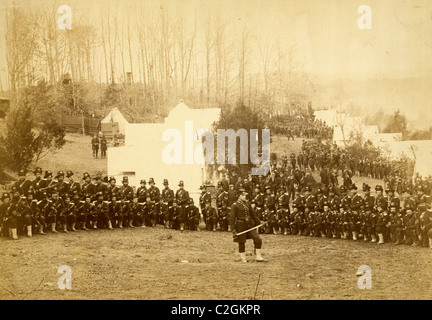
left=0, top=224, right=431, bottom=300
left=1, top=134, right=431, bottom=300
left=37, top=133, right=108, bottom=178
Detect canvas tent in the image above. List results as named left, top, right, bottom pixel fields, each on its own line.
left=413, top=149, right=432, bottom=178
left=376, top=133, right=402, bottom=144
left=313, top=109, right=338, bottom=127
left=108, top=102, right=221, bottom=204
left=380, top=140, right=432, bottom=161
left=101, top=107, right=129, bottom=135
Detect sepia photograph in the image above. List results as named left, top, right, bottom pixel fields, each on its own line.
left=0, top=0, right=431, bottom=302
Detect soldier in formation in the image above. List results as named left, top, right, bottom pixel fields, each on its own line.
left=1, top=165, right=432, bottom=252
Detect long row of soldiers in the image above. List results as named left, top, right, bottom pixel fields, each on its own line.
left=0, top=167, right=203, bottom=239
left=211, top=171, right=432, bottom=249
left=1, top=166, right=432, bottom=250
left=279, top=139, right=406, bottom=182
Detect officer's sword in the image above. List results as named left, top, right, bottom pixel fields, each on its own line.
left=236, top=221, right=268, bottom=236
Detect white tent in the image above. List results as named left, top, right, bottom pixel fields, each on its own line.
left=362, top=125, right=379, bottom=143
left=413, top=149, right=432, bottom=178
left=379, top=140, right=432, bottom=161
left=313, top=110, right=338, bottom=127
left=101, top=107, right=129, bottom=135
left=108, top=102, right=221, bottom=204
left=376, top=133, right=402, bottom=144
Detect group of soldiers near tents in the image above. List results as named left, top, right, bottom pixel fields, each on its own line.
left=1, top=164, right=431, bottom=251
left=270, top=117, right=334, bottom=141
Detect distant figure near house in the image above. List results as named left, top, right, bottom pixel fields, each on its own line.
left=113, top=134, right=119, bottom=147
left=91, top=135, right=99, bottom=158
left=100, top=136, right=107, bottom=158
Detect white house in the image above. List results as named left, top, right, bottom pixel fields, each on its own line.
left=107, top=102, right=221, bottom=203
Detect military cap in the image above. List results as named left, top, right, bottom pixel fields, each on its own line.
left=122, top=176, right=129, bottom=182
left=304, top=186, right=311, bottom=192
left=83, top=172, right=91, bottom=180
left=403, top=189, right=412, bottom=195
left=63, top=194, right=71, bottom=200
left=27, top=188, right=35, bottom=196
left=1, top=192, right=11, bottom=201
left=254, top=184, right=260, bottom=189
left=178, top=180, right=184, bottom=187
left=264, top=185, right=271, bottom=191
left=97, top=191, right=104, bottom=197
left=292, top=203, right=297, bottom=208
left=375, top=185, right=383, bottom=191
left=140, top=179, right=146, bottom=184
left=205, top=199, right=211, bottom=204
left=149, top=178, right=155, bottom=184
left=73, top=192, right=80, bottom=199
left=405, top=208, right=413, bottom=215
left=51, top=188, right=59, bottom=194
left=217, top=181, right=222, bottom=187
left=163, top=179, right=169, bottom=186
left=33, top=167, right=43, bottom=175
left=238, top=188, right=246, bottom=193
left=317, top=188, right=323, bottom=194
left=18, top=169, right=26, bottom=177
left=340, top=186, right=346, bottom=192
left=84, top=193, right=92, bottom=199
left=386, top=187, right=395, bottom=193
left=323, top=201, right=329, bottom=207
left=189, top=198, right=194, bottom=204
left=44, top=170, right=53, bottom=179
left=56, top=171, right=65, bottom=179
left=172, top=199, right=178, bottom=204
left=350, top=184, right=358, bottom=190
left=109, top=176, right=116, bottom=182
left=95, top=173, right=102, bottom=180
left=362, top=184, right=370, bottom=191
left=328, top=186, right=335, bottom=193
left=66, top=171, right=74, bottom=178
left=405, top=203, right=413, bottom=210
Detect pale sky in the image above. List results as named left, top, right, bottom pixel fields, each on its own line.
left=1, top=0, right=431, bottom=88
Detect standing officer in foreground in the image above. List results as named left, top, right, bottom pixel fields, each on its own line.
left=229, top=188, right=266, bottom=263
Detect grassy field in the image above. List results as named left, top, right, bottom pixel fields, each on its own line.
left=0, top=133, right=431, bottom=300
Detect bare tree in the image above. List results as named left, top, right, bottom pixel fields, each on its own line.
left=203, top=15, right=214, bottom=103
left=238, top=26, right=250, bottom=105
left=6, top=7, right=39, bottom=92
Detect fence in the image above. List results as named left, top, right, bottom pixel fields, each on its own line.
left=58, top=115, right=101, bottom=136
